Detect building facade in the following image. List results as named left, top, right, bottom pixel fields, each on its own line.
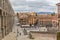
left=28, top=12, right=37, bottom=25
left=18, top=13, right=28, bottom=25
left=0, top=0, right=14, bottom=40
left=57, top=3, right=60, bottom=32
left=18, top=12, right=37, bottom=25
left=37, top=14, right=58, bottom=32
left=17, top=12, right=58, bottom=32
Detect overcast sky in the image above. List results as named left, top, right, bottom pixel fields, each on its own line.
left=10, top=0, right=60, bottom=12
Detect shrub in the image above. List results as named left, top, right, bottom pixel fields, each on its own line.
left=57, top=32, right=60, bottom=40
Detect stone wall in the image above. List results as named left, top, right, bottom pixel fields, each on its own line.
left=0, top=0, right=14, bottom=40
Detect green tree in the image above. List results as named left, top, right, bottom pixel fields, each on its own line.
left=51, top=12, right=55, bottom=16
left=57, top=32, right=60, bottom=40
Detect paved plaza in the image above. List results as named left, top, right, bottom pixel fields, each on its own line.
left=2, top=16, right=57, bottom=40
left=12, top=16, right=57, bottom=40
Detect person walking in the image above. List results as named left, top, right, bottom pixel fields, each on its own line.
left=20, top=33, right=21, bottom=35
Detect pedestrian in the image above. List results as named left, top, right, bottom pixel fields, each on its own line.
left=20, top=33, right=21, bottom=35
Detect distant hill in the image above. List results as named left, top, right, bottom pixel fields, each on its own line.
left=36, top=12, right=53, bottom=14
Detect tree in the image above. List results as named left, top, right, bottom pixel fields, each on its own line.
left=17, top=12, right=19, bottom=16
left=34, top=19, right=38, bottom=26
left=30, top=24, right=32, bottom=27
left=57, top=32, right=60, bottom=40
left=51, top=12, right=55, bottom=16
left=36, top=13, right=37, bottom=16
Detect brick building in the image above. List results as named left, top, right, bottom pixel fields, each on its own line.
left=37, top=14, right=58, bottom=32
left=0, top=0, right=14, bottom=40
left=38, top=14, right=58, bottom=27
left=18, top=13, right=29, bottom=25
left=28, top=12, right=37, bottom=25
left=18, top=12, right=58, bottom=26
